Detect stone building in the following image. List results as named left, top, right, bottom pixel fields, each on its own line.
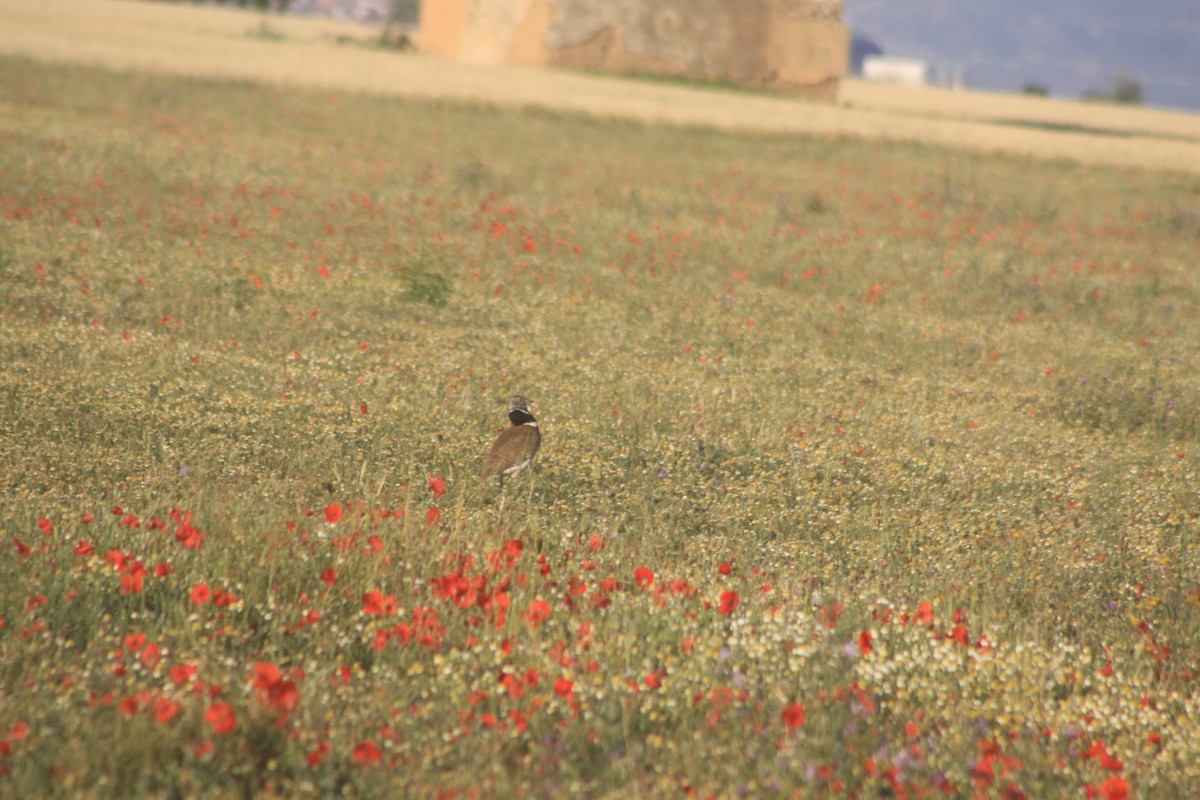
left=421, top=0, right=849, bottom=101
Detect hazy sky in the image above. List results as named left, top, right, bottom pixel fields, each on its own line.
left=842, top=0, right=1200, bottom=110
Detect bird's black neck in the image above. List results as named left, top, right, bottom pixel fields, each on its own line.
left=509, top=409, right=536, bottom=426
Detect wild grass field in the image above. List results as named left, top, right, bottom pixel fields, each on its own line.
left=2, top=36, right=1200, bottom=800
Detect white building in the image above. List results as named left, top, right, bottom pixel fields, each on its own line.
left=862, top=55, right=930, bottom=86
left=861, top=55, right=966, bottom=89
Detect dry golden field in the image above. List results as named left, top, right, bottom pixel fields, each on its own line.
left=3, top=0, right=1200, bottom=174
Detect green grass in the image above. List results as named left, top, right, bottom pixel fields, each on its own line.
left=2, top=55, right=1200, bottom=797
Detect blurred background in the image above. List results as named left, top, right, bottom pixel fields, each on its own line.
left=271, top=0, right=1199, bottom=111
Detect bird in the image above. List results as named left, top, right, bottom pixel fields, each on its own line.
left=479, top=395, right=541, bottom=488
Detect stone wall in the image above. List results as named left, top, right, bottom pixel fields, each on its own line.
left=421, top=0, right=848, bottom=101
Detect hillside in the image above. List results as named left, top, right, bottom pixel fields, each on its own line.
left=845, top=0, right=1200, bottom=111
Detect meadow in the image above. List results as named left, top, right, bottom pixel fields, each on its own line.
left=2, top=26, right=1200, bottom=800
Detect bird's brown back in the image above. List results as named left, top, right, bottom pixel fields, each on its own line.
left=480, top=424, right=540, bottom=479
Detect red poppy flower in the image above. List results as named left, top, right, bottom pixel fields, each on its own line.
left=74, top=541, right=94, bottom=557
left=3, top=720, right=28, bottom=752
left=1088, top=741, right=1124, bottom=772
left=123, top=632, right=147, bottom=653
left=522, top=599, right=552, bottom=630
left=119, top=695, right=141, bottom=718
left=781, top=703, right=806, bottom=730
left=426, top=507, right=441, bottom=526
left=858, top=630, right=874, bottom=655
left=718, top=590, right=740, bottom=616
left=213, top=588, right=238, bottom=608
left=353, top=741, right=381, bottom=764
left=175, top=522, right=205, bottom=550
left=170, top=664, right=198, bottom=686
left=320, top=568, right=337, bottom=587
left=153, top=698, right=182, bottom=724
left=1100, top=776, right=1129, bottom=800
left=428, top=476, right=446, bottom=498
left=914, top=601, right=935, bottom=627
left=204, top=702, right=236, bottom=735
left=37, top=518, right=53, bottom=536
left=554, top=678, right=574, bottom=697
left=252, top=662, right=281, bottom=687
left=251, top=662, right=299, bottom=715
left=362, top=591, right=397, bottom=616
left=191, top=582, right=212, bottom=606
left=307, top=740, right=331, bottom=766
left=718, top=561, right=732, bottom=575
left=633, top=567, right=654, bottom=590
left=324, top=503, right=343, bottom=524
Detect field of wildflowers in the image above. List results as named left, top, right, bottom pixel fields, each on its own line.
left=2, top=55, right=1200, bottom=797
